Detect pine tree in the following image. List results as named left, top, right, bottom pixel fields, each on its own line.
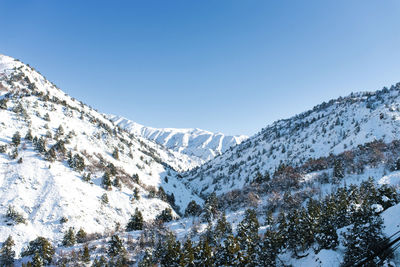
left=113, top=177, right=121, bottom=188
left=11, top=131, right=21, bottom=147
left=138, top=248, right=153, bottom=267
left=107, top=235, right=127, bottom=260
left=112, top=148, right=119, bottom=160
left=82, top=245, right=90, bottom=263
left=21, top=237, right=55, bottom=265
left=294, top=207, right=315, bottom=253
left=102, top=171, right=112, bottom=190
left=184, top=200, right=202, bottom=217
left=32, top=253, right=44, bottom=267
left=181, top=238, right=195, bottom=267
left=55, top=125, right=64, bottom=139
left=126, top=208, right=144, bottom=231
left=133, top=188, right=140, bottom=200
left=0, top=98, right=8, bottom=110
left=203, top=192, right=219, bottom=222
left=316, top=200, right=338, bottom=251
left=196, top=238, right=214, bottom=266
left=82, top=173, right=91, bottom=183
left=62, top=227, right=76, bottom=247
left=214, top=212, right=232, bottom=243
left=157, top=208, right=173, bottom=223
left=215, top=234, right=241, bottom=266
left=0, top=235, right=15, bottom=266
left=342, top=204, right=388, bottom=266
left=237, top=209, right=260, bottom=265
left=76, top=228, right=87, bottom=243
left=25, top=129, right=33, bottom=141
left=34, top=137, right=46, bottom=153
left=101, top=193, right=109, bottom=204
left=132, top=173, right=139, bottom=184
left=276, top=211, right=288, bottom=249
left=333, top=158, right=344, bottom=179
left=43, top=113, right=50, bottom=122
left=156, top=233, right=180, bottom=267
left=395, top=158, right=400, bottom=171
left=259, top=229, right=279, bottom=266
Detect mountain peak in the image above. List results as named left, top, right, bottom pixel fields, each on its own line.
left=108, top=114, right=248, bottom=164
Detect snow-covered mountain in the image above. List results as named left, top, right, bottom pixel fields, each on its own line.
left=108, top=115, right=247, bottom=166
left=2, top=53, right=400, bottom=266
left=0, top=54, right=202, bottom=254
left=184, top=85, right=400, bottom=195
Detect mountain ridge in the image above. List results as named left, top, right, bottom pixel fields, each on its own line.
left=0, top=54, right=202, bottom=254
left=183, top=83, right=400, bottom=195
left=108, top=114, right=248, bottom=166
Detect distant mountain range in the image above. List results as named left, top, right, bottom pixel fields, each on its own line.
left=108, top=115, right=247, bottom=166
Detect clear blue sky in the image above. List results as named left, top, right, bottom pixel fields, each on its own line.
left=1, top=1, right=400, bottom=135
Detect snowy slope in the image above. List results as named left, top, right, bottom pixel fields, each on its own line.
left=184, top=84, right=400, bottom=195
left=0, top=54, right=202, bottom=254
left=108, top=115, right=247, bottom=165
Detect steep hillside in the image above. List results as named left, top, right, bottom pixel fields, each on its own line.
left=184, top=84, right=400, bottom=195
left=108, top=115, right=247, bottom=166
left=0, top=54, right=202, bottom=254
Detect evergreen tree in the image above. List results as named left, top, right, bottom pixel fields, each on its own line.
left=237, top=209, right=260, bottom=265
left=342, top=204, right=388, bottom=266
left=395, top=158, right=400, bottom=171
left=316, top=200, right=338, bottom=251
left=34, top=137, right=46, bottom=153
left=214, top=212, right=232, bottom=243
left=82, top=173, right=91, bottom=183
left=82, top=245, right=90, bottom=263
left=0, top=98, right=8, bottom=110
left=181, top=238, right=195, bottom=267
left=215, top=234, right=241, bottom=266
left=102, top=171, right=112, bottom=190
left=333, top=158, right=344, bottom=179
left=107, top=235, right=127, bottom=260
left=195, top=238, right=214, bottom=266
left=184, top=200, right=202, bottom=217
left=21, top=237, right=55, bottom=265
left=112, top=148, right=119, bottom=160
left=101, top=193, right=109, bottom=204
left=126, top=208, right=144, bottom=231
left=0, top=235, right=15, bottom=267
left=62, top=227, right=76, bottom=247
left=132, top=173, right=139, bottom=184
left=43, top=113, right=50, bottom=122
left=156, top=233, right=180, bottom=267
left=259, top=229, right=279, bottom=266
left=157, top=208, right=173, bottom=223
left=138, top=248, right=153, bottom=267
left=276, top=211, right=289, bottom=249
left=285, top=209, right=305, bottom=255
left=32, top=253, right=44, bottom=267
left=55, top=125, right=64, bottom=139
left=72, top=154, right=85, bottom=172
left=294, top=207, right=315, bottom=253
left=113, top=177, right=121, bottom=188
left=25, top=130, right=33, bottom=141
left=76, top=228, right=87, bottom=243
left=11, top=132, right=21, bottom=147
left=133, top=188, right=140, bottom=200
left=202, top=192, right=219, bottom=222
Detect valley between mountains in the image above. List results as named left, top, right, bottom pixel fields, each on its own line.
left=1, top=54, right=400, bottom=266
